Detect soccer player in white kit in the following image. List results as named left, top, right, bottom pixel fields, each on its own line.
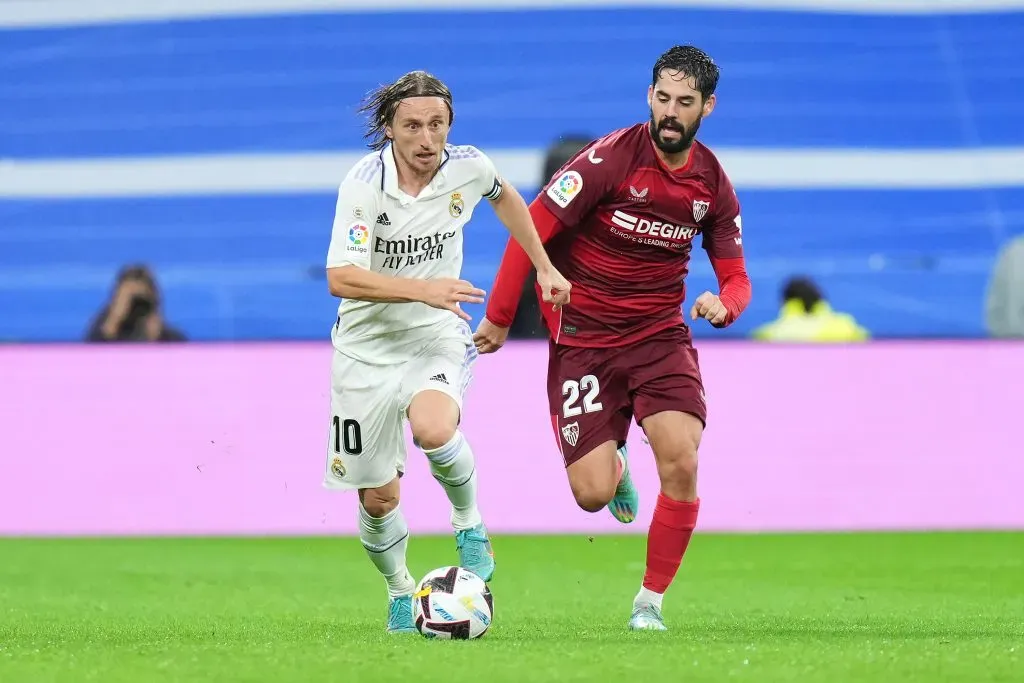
left=324, top=71, right=571, bottom=633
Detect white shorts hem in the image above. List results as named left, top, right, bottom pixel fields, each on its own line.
left=322, top=471, right=402, bottom=492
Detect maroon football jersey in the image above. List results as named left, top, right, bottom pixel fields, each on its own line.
left=536, top=122, right=744, bottom=348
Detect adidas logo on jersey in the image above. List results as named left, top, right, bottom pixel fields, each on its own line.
left=429, top=373, right=449, bottom=385
left=376, top=212, right=391, bottom=226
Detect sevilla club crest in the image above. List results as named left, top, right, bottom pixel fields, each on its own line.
left=692, top=200, right=710, bottom=223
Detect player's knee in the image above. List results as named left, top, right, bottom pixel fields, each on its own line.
left=408, top=391, right=461, bottom=452
left=650, top=415, right=701, bottom=491
left=411, top=421, right=457, bottom=452
left=656, top=445, right=699, bottom=493
left=566, top=444, right=619, bottom=512
left=574, top=489, right=614, bottom=513
left=359, top=488, right=399, bottom=518
left=569, top=478, right=617, bottom=512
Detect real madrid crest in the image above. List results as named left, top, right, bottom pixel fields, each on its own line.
left=330, top=457, right=346, bottom=479
left=449, top=192, right=464, bottom=218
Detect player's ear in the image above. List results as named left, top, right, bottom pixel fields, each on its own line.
left=702, top=94, right=716, bottom=118
left=646, top=85, right=654, bottom=109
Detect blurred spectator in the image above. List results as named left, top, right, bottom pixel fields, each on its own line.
left=508, top=134, right=593, bottom=339
left=984, top=235, right=1024, bottom=338
left=507, top=273, right=548, bottom=339
left=752, top=276, right=869, bottom=343
left=85, top=264, right=186, bottom=342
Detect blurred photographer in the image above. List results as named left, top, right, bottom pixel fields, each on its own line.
left=86, top=264, right=186, bottom=342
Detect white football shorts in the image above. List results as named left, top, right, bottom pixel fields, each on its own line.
left=322, top=330, right=477, bottom=491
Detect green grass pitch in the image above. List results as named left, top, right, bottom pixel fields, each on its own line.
left=1, top=532, right=1021, bottom=682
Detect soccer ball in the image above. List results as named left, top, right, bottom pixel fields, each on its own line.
left=413, top=566, right=493, bottom=640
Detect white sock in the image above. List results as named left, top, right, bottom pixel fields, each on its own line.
left=635, top=586, right=664, bottom=611
left=422, top=431, right=483, bottom=531
left=359, top=504, right=416, bottom=598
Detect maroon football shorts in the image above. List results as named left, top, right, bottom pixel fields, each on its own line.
left=546, top=325, right=707, bottom=467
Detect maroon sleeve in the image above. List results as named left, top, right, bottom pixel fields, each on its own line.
left=709, top=256, right=752, bottom=327
left=536, top=138, right=624, bottom=228
left=701, top=170, right=745, bottom=260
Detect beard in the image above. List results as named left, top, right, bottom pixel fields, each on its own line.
left=648, top=112, right=701, bottom=154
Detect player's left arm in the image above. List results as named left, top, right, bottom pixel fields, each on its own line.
left=471, top=150, right=571, bottom=311
left=487, top=181, right=570, bottom=309
left=693, top=173, right=752, bottom=328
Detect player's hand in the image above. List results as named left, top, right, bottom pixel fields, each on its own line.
left=690, top=291, right=729, bottom=327
left=536, top=266, right=571, bottom=310
left=422, top=278, right=486, bottom=322
left=472, top=317, right=510, bottom=354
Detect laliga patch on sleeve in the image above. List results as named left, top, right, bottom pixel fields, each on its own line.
left=346, top=222, right=370, bottom=254
left=546, top=170, right=583, bottom=208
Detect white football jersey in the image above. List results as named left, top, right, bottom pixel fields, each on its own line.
left=326, top=143, right=503, bottom=364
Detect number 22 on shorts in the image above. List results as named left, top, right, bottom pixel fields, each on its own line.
left=562, top=374, right=603, bottom=418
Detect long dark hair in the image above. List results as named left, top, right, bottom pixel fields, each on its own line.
left=356, top=70, right=454, bottom=150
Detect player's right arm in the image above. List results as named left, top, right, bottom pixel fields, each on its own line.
left=326, top=177, right=484, bottom=320
left=325, top=176, right=419, bottom=302
left=475, top=139, right=621, bottom=351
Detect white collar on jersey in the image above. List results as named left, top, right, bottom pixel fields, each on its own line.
left=379, top=143, right=452, bottom=201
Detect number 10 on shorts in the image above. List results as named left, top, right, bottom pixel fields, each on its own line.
left=332, top=416, right=364, bottom=455
left=562, top=374, right=603, bottom=418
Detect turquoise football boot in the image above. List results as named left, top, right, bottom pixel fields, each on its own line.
left=628, top=602, right=668, bottom=631
left=386, top=594, right=417, bottom=634
left=608, top=445, right=639, bottom=524
left=455, top=524, right=495, bottom=582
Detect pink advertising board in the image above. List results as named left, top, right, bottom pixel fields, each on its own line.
left=1, top=340, right=1022, bottom=536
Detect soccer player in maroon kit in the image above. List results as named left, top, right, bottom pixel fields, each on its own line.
left=472, top=46, right=752, bottom=630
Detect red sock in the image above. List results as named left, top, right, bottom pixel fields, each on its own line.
left=642, top=493, right=700, bottom=594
